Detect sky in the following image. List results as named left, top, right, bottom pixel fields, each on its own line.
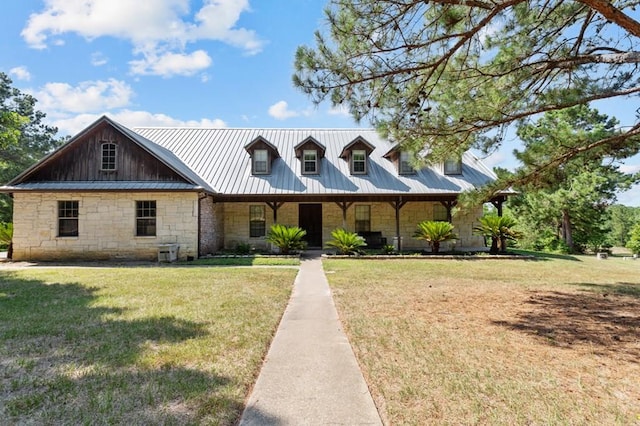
left=1, top=0, right=639, bottom=205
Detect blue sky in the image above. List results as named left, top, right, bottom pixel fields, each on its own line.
left=1, top=0, right=639, bottom=205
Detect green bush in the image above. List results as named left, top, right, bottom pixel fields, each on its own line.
left=381, top=244, right=396, bottom=255
left=0, top=222, right=13, bottom=258
left=626, top=224, right=640, bottom=254
left=473, top=215, right=521, bottom=254
left=266, top=224, right=307, bottom=254
left=413, top=221, right=457, bottom=254
left=235, top=242, right=252, bottom=255
left=325, top=228, right=367, bottom=255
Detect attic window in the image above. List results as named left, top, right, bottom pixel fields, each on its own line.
left=253, top=149, right=269, bottom=174
left=303, top=150, right=318, bottom=174
left=444, top=157, right=462, bottom=175
left=351, top=150, right=367, bottom=174
left=399, top=151, right=414, bottom=174
left=101, top=142, right=117, bottom=171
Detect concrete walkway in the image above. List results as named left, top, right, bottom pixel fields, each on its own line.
left=240, top=252, right=382, bottom=425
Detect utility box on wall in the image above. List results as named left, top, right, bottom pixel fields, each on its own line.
left=158, top=244, right=180, bottom=262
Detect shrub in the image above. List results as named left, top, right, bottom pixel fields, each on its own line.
left=381, top=244, right=396, bottom=255
left=235, top=242, right=252, bottom=255
left=626, top=224, right=640, bottom=254
left=266, top=224, right=307, bottom=254
left=413, top=221, right=457, bottom=254
left=325, top=228, right=367, bottom=255
left=0, top=222, right=12, bottom=259
left=473, top=215, right=521, bottom=254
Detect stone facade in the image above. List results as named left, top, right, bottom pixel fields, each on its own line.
left=221, top=201, right=485, bottom=251
left=198, top=195, right=224, bottom=256
left=12, top=192, right=199, bottom=261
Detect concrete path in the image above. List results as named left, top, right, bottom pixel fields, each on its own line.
left=240, top=252, right=382, bottom=425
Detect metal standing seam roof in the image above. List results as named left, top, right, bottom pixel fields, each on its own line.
left=1, top=181, right=202, bottom=191
left=132, top=127, right=500, bottom=196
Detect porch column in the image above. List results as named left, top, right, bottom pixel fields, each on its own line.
left=490, top=196, right=505, bottom=216
left=388, top=198, right=407, bottom=251
left=266, top=201, right=285, bottom=223
left=439, top=200, right=457, bottom=222
left=335, top=201, right=353, bottom=229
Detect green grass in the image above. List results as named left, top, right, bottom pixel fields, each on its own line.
left=324, top=255, right=640, bottom=425
left=0, top=267, right=297, bottom=425
left=183, top=256, right=300, bottom=266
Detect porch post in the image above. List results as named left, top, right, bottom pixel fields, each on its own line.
left=334, top=201, right=353, bottom=229
left=490, top=196, right=505, bottom=217
left=388, top=198, right=407, bottom=251
left=439, top=200, right=457, bottom=222
left=266, top=201, right=285, bottom=223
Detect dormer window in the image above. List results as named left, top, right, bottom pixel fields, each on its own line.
left=340, top=136, right=375, bottom=175
left=303, top=150, right=318, bottom=174
left=245, top=136, right=280, bottom=176
left=253, top=149, right=269, bottom=174
left=101, top=142, right=117, bottom=171
left=399, top=151, right=414, bottom=174
left=352, top=150, right=367, bottom=174
left=444, top=156, right=462, bottom=175
left=294, top=136, right=325, bottom=175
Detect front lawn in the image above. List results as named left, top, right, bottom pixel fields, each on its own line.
left=324, top=255, right=640, bottom=425
left=0, top=267, right=297, bottom=425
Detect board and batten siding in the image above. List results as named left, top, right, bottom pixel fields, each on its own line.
left=11, top=192, right=199, bottom=261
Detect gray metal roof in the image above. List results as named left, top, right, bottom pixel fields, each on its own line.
left=132, top=127, right=499, bottom=196
left=3, top=181, right=202, bottom=191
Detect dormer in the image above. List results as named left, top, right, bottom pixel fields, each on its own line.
left=294, top=136, right=326, bottom=175
left=244, top=136, right=280, bottom=175
left=340, top=136, right=375, bottom=175
left=383, top=144, right=415, bottom=175
left=443, top=155, right=463, bottom=175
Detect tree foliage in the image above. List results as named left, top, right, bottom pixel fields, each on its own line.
left=606, top=204, right=640, bottom=246
left=294, top=0, right=640, bottom=192
left=626, top=223, right=640, bottom=254
left=0, top=72, right=62, bottom=222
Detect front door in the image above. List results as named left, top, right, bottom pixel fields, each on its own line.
left=299, top=204, right=323, bottom=248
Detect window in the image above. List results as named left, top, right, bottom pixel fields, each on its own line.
left=253, top=149, right=269, bottom=174
left=351, top=150, right=367, bottom=174
left=136, top=201, right=156, bottom=237
left=444, top=157, right=462, bottom=175
left=303, top=150, right=318, bottom=174
left=433, top=204, right=449, bottom=222
left=101, top=142, right=117, bottom=171
left=355, top=205, right=371, bottom=233
left=250, top=205, right=266, bottom=238
left=400, top=151, right=414, bottom=174
left=58, top=201, right=79, bottom=237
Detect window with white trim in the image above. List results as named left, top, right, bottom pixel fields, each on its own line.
left=136, top=201, right=156, bottom=237
left=351, top=150, right=367, bottom=174
left=253, top=149, right=269, bottom=174
left=303, top=150, right=318, bottom=174
left=58, top=201, right=79, bottom=237
left=101, top=142, right=117, bottom=171
left=249, top=205, right=266, bottom=237
left=444, top=157, right=462, bottom=175
left=399, top=151, right=414, bottom=174
left=355, top=205, right=371, bottom=233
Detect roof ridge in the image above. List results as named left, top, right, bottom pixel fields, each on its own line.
left=132, top=126, right=377, bottom=131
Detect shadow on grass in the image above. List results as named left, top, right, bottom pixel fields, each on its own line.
left=493, top=288, right=640, bottom=362
left=0, top=272, right=243, bottom=424
left=510, top=249, right=582, bottom=261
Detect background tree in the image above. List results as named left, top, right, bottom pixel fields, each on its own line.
left=626, top=223, right=640, bottom=254
left=506, top=105, right=636, bottom=253
left=294, top=0, right=640, bottom=192
left=0, top=72, right=62, bottom=222
left=606, top=204, right=640, bottom=247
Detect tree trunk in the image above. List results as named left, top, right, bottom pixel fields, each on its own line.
left=432, top=241, right=440, bottom=254
left=489, top=237, right=499, bottom=254
left=561, top=209, right=574, bottom=252
left=7, top=241, right=13, bottom=260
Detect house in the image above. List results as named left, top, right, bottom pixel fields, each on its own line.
left=0, top=116, right=507, bottom=261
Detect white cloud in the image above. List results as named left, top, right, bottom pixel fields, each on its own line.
left=21, top=0, right=264, bottom=76
left=617, top=184, right=640, bottom=207
left=328, top=104, right=350, bottom=117
left=268, top=101, right=313, bottom=121
left=9, top=66, right=31, bottom=81
left=33, top=79, right=134, bottom=113
left=619, top=163, right=640, bottom=174
left=90, top=51, right=108, bottom=66
left=479, top=151, right=508, bottom=169
left=52, top=110, right=227, bottom=135
left=129, top=49, right=212, bottom=77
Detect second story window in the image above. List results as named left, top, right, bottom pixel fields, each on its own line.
left=352, top=150, right=367, bottom=174
left=101, top=142, right=117, bottom=171
left=253, top=149, right=269, bottom=174
left=444, top=157, right=462, bottom=175
left=399, top=151, right=414, bottom=174
left=303, top=150, right=318, bottom=174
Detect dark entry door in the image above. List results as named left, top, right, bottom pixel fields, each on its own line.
left=299, top=204, right=323, bottom=248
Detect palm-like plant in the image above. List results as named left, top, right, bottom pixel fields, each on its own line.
left=325, top=228, right=367, bottom=255
left=473, top=215, right=521, bottom=254
left=266, top=224, right=307, bottom=254
left=413, top=221, right=457, bottom=254
left=0, top=222, right=13, bottom=259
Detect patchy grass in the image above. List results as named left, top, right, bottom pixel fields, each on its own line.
left=324, top=255, right=640, bottom=425
left=184, top=257, right=300, bottom=266
left=0, top=267, right=296, bottom=425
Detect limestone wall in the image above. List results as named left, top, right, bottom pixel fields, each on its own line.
left=198, top=195, right=224, bottom=255
left=12, top=192, right=199, bottom=261
left=221, top=201, right=485, bottom=251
